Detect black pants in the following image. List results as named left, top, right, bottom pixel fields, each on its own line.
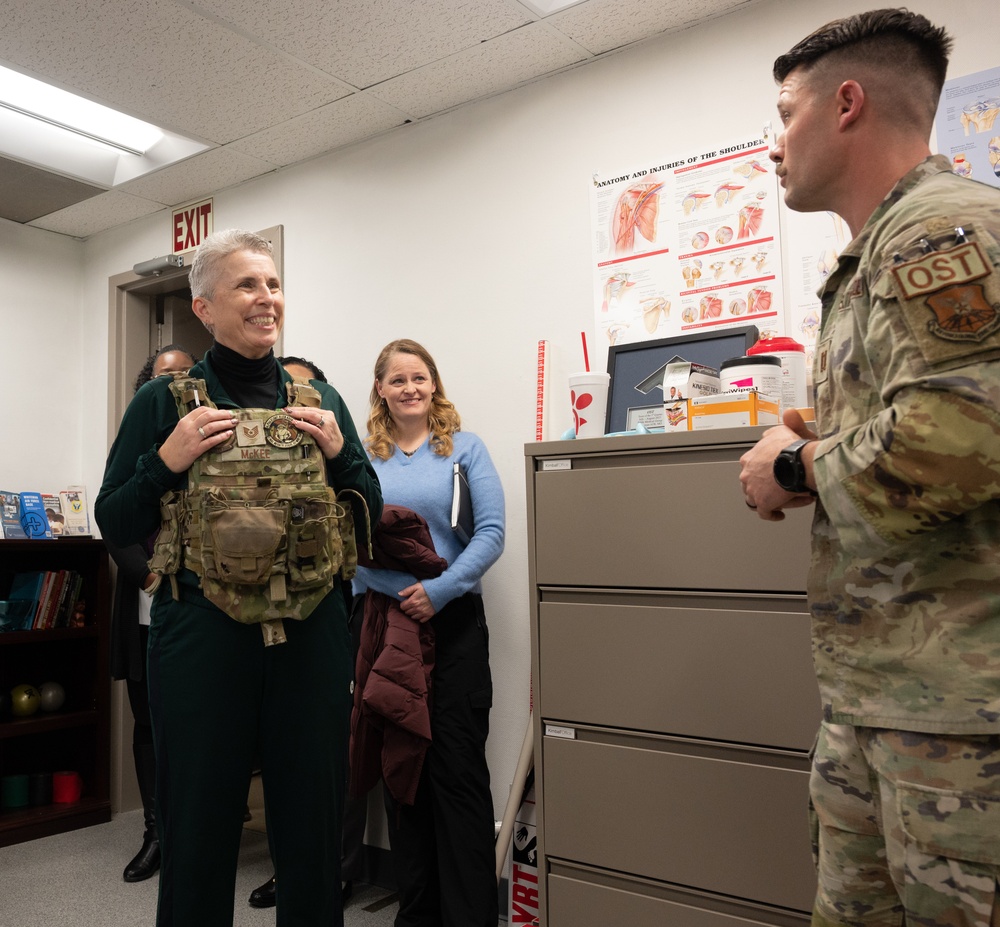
left=342, top=594, right=368, bottom=880
left=148, top=589, right=352, bottom=927
left=126, top=625, right=153, bottom=749
left=384, top=594, right=498, bottom=927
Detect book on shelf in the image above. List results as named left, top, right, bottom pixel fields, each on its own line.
left=42, top=570, right=70, bottom=629
left=59, top=485, right=92, bottom=536
left=32, top=572, right=56, bottom=629
left=55, top=571, right=83, bottom=628
left=3, top=571, right=44, bottom=632
left=0, top=490, right=27, bottom=539
left=19, top=492, right=53, bottom=538
left=4, top=570, right=82, bottom=630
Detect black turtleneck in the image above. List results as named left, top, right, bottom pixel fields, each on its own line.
left=209, top=342, right=281, bottom=409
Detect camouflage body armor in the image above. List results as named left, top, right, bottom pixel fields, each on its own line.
left=148, top=374, right=368, bottom=645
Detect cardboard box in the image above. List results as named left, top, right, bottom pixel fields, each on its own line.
left=661, top=356, right=721, bottom=402
left=661, top=357, right=720, bottom=432
left=690, top=391, right=780, bottom=429
left=663, top=398, right=691, bottom=432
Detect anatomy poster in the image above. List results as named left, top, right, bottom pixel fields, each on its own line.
left=934, top=65, right=1000, bottom=188
left=591, top=135, right=784, bottom=349
left=781, top=208, right=850, bottom=367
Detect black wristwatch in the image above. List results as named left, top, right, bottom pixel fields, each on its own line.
left=773, top=439, right=814, bottom=494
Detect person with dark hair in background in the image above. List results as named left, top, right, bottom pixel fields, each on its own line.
left=278, top=355, right=327, bottom=385
left=353, top=338, right=504, bottom=927
left=96, top=230, right=381, bottom=927
left=104, top=343, right=196, bottom=883
left=247, top=353, right=366, bottom=911
left=738, top=10, right=1000, bottom=925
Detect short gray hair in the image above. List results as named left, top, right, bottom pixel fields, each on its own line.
left=189, top=229, right=273, bottom=300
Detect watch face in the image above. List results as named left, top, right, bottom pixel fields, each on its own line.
left=774, top=454, right=796, bottom=490
left=774, top=441, right=807, bottom=493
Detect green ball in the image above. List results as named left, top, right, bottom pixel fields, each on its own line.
left=10, top=684, right=40, bottom=717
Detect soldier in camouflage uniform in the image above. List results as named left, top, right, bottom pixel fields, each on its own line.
left=96, top=230, right=382, bottom=927
left=738, top=11, right=1000, bottom=927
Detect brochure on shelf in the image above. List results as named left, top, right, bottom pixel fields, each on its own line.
left=0, top=491, right=27, bottom=539
left=59, top=485, right=91, bottom=536
left=19, top=492, right=53, bottom=538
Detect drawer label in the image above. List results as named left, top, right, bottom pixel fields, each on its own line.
left=540, top=459, right=571, bottom=471
left=544, top=724, right=577, bottom=739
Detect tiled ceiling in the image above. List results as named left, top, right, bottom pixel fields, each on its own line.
left=0, top=0, right=760, bottom=240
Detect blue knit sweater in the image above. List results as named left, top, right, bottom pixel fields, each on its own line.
left=353, top=431, right=505, bottom=612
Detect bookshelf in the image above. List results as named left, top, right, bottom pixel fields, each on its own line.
left=0, top=538, right=111, bottom=846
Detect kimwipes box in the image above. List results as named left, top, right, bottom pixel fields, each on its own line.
left=662, top=357, right=720, bottom=432
left=690, top=391, right=781, bottom=430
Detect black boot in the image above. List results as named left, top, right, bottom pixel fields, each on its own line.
left=123, top=742, right=160, bottom=883
left=249, top=875, right=277, bottom=908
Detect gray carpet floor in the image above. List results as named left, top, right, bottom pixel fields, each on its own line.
left=0, top=809, right=403, bottom=927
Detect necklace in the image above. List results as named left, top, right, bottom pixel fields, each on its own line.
left=400, top=448, right=416, bottom=457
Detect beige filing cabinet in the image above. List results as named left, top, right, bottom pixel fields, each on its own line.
left=525, top=428, right=821, bottom=927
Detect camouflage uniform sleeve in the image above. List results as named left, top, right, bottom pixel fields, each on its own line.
left=814, top=217, right=1000, bottom=553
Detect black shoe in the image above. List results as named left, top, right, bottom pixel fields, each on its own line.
left=123, top=835, right=160, bottom=883
left=248, top=875, right=276, bottom=908
left=342, top=880, right=353, bottom=907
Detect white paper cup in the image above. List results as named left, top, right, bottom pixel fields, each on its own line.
left=569, top=372, right=609, bottom=438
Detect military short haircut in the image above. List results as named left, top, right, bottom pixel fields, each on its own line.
left=773, top=8, right=952, bottom=94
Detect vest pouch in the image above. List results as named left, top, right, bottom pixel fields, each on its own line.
left=201, top=493, right=289, bottom=585
left=287, top=487, right=344, bottom=590
left=149, top=490, right=186, bottom=576
left=336, top=492, right=359, bottom=581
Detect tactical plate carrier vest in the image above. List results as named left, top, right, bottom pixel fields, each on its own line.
left=148, top=374, right=369, bottom=645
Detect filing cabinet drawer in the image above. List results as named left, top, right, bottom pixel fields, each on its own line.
left=533, top=454, right=811, bottom=590
left=538, top=594, right=820, bottom=750
left=548, top=867, right=810, bottom=927
left=542, top=732, right=815, bottom=912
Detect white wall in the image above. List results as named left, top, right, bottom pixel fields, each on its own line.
left=2, top=0, right=995, bottom=830
left=0, top=222, right=84, bottom=488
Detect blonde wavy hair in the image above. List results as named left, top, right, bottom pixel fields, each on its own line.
left=365, top=339, right=461, bottom=460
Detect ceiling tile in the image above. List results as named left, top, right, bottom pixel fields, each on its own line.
left=27, top=189, right=166, bottom=238
left=0, top=0, right=348, bottom=143
left=551, top=0, right=759, bottom=54
left=197, top=0, right=533, bottom=88
left=0, top=157, right=105, bottom=223
left=371, top=21, right=588, bottom=119
left=117, top=147, right=274, bottom=205
left=227, top=93, right=410, bottom=167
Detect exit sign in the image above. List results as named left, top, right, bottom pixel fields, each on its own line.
left=172, top=199, right=214, bottom=253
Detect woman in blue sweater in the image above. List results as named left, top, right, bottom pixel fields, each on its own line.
left=354, top=338, right=505, bottom=927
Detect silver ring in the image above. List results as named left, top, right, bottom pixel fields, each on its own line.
left=197, top=426, right=207, bottom=439
left=318, top=415, right=325, bottom=428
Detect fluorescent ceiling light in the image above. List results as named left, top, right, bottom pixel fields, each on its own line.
left=0, top=64, right=210, bottom=188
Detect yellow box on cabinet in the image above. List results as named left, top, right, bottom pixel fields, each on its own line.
left=690, top=391, right=780, bottom=429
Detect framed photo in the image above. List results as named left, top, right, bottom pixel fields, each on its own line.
left=605, top=325, right=760, bottom=433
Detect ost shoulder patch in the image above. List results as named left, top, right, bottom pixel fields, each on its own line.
left=892, top=240, right=1000, bottom=364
